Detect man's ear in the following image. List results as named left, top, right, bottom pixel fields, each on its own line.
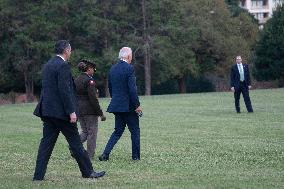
left=127, top=55, right=131, bottom=63
left=63, top=49, right=67, bottom=55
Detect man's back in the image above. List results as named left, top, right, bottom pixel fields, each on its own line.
left=107, top=60, right=139, bottom=113
left=34, top=56, right=76, bottom=121
left=99, top=47, right=141, bottom=161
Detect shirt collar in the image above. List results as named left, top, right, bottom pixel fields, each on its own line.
left=56, top=55, right=66, bottom=62
left=120, top=58, right=129, bottom=63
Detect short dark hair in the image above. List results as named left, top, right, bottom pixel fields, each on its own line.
left=54, top=40, right=70, bottom=54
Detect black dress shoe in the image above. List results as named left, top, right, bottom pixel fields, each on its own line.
left=98, top=154, right=109, bottom=161
left=89, top=171, right=106, bottom=178
left=32, top=178, right=43, bottom=181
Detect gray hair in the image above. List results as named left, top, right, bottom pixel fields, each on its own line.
left=118, top=47, right=132, bottom=59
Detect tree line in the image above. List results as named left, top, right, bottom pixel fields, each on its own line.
left=0, top=0, right=282, bottom=102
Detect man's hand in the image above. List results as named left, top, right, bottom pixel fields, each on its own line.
left=101, top=115, right=106, bottom=121
left=231, top=87, right=235, bottom=92
left=70, top=112, right=77, bottom=123
left=135, top=106, right=142, bottom=113
left=248, top=85, right=252, bottom=89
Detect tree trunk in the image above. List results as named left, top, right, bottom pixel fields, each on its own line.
left=279, top=78, right=284, bottom=87
left=24, top=71, right=34, bottom=102
left=104, top=76, right=110, bottom=97
left=141, top=0, right=151, bottom=95
left=144, top=45, right=151, bottom=96
left=178, top=76, right=187, bottom=93
left=9, top=91, right=16, bottom=104
left=102, top=16, right=110, bottom=98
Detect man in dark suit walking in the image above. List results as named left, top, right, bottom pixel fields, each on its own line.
left=230, top=55, right=254, bottom=113
left=33, top=40, right=105, bottom=181
left=99, top=47, right=142, bottom=161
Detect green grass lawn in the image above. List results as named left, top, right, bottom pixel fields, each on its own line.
left=0, top=88, right=283, bottom=189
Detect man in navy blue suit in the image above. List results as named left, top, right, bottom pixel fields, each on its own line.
left=99, top=47, right=142, bottom=161
left=230, top=55, right=253, bottom=113
left=33, top=40, right=105, bottom=181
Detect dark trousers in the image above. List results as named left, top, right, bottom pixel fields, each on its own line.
left=234, top=82, right=253, bottom=113
left=33, top=117, right=94, bottom=180
left=103, top=112, right=140, bottom=160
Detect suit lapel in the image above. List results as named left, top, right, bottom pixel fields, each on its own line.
left=243, top=64, right=247, bottom=74
left=235, top=64, right=240, bottom=77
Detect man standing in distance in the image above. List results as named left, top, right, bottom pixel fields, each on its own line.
left=99, top=47, right=142, bottom=161
left=33, top=40, right=105, bottom=181
left=230, top=55, right=254, bottom=113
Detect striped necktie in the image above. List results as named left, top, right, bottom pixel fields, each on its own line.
left=238, top=64, right=244, bottom=81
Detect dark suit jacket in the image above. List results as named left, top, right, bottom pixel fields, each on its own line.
left=75, top=73, right=103, bottom=117
left=34, top=56, right=78, bottom=121
left=107, top=60, right=140, bottom=113
left=230, top=64, right=251, bottom=89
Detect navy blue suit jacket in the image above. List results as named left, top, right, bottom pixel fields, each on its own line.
left=34, top=56, right=78, bottom=121
left=230, top=64, right=251, bottom=89
left=107, top=60, right=140, bottom=113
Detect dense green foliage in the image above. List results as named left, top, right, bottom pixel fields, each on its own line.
left=0, top=88, right=283, bottom=188
left=253, top=5, right=284, bottom=85
left=225, top=0, right=247, bottom=16
left=0, top=0, right=259, bottom=97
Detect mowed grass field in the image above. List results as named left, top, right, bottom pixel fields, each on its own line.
left=0, top=88, right=283, bottom=189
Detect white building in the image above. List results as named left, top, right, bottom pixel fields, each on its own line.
left=239, top=0, right=283, bottom=26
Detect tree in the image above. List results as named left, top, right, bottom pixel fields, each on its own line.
left=149, top=0, right=258, bottom=93
left=0, top=1, right=54, bottom=101
left=70, top=0, right=142, bottom=96
left=141, top=0, right=151, bottom=95
left=253, top=5, right=284, bottom=85
left=0, top=0, right=259, bottom=96
left=0, top=0, right=122, bottom=98
left=146, top=0, right=199, bottom=93
left=225, top=0, right=246, bottom=17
